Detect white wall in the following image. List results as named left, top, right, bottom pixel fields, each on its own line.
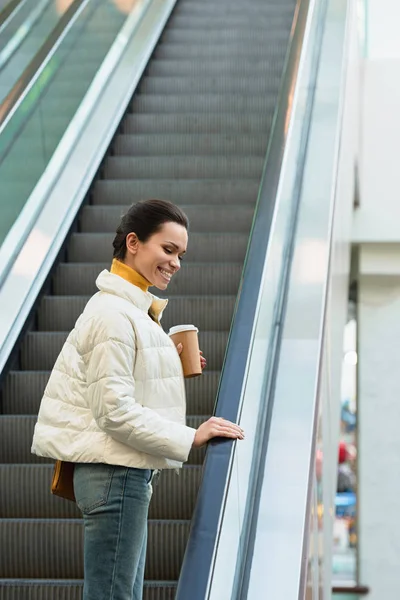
left=353, top=0, right=400, bottom=243
left=358, top=274, right=400, bottom=598
left=355, top=1, right=400, bottom=596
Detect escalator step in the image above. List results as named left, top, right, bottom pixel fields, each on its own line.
left=138, top=76, right=282, bottom=95
left=0, top=519, right=190, bottom=580
left=121, top=114, right=272, bottom=135
left=0, top=580, right=176, bottom=600
left=154, top=44, right=288, bottom=59
left=130, top=94, right=276, bottom=113
left=147, top=58, right=285, bottom=76
left=0, top=416, right=207, bottom=465
left=37, top=295, right=236, bottom=332
left=1, top=370, right=219, bottom=416
left=0, top=465, right=201, bottom=520
left=102, top=156, right=264, bottom=180
left=92, top=178, right=260, bottom=205
left=52, top=263, right=242, bottom=296
left=67, top=232, right=248, bottom=263
left=169, top=15, right=293, bottom=28
left=113, top=133, right=267, bottom=156
left=80, top=205, right=254, bottom=233
left=174, top=2, right=294, bottom=14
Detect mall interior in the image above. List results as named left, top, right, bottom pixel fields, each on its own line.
left=0, top=0, right=396, bottom=599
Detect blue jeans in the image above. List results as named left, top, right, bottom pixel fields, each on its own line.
left=73, top=463, right=153, bottom=600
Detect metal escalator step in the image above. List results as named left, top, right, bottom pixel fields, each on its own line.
left=0, top=580, right=84, bottom=600
left=122, top=113, right=272, bottom=134
left=138, top=76, right=281, bottom=95
left=0, top=416, right=207, bottom=465
left=1, top=372, right=50, bottom=415
left=174, top=2, right=294, bottom=14
left=0, top=465, right=201, bottom=520
left=147, top=58, right=286, bottom=76
left=0, top=580, right=176, bottom=600
left=53, top=263, right=242, bottom=296
left=80, top=205, right=254, bottom=233
left=0, top=519, right=190, bottom=580
left=1, top=370, right=219, bottom=416
left=38, top=295, right=236, bottom=332
left=113, top=133, right=267, bottom=156
left=169, top=15, right=294, bottom=28
left=130, top=94, right=276, bottom=113
left=67, top=232, right=248, bottom=263
left=0, top=416, right=43, bottom=464
left=154, top=44, right=288, bottom=59
left=102, top=155, right=264, bottom=180
left=92, top=178, right=260, bottom=205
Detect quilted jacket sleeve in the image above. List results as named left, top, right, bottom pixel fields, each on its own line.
left=82, top=311, right=196, bottom=463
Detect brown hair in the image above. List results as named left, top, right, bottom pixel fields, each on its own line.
left=112, top=199, right=189, bottom=260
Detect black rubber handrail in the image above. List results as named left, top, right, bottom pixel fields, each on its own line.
left=0, top=0, right=86, bottom=128
left=0, top=0, right=23, bottom=28
left=175, top=1, right=312, bottom=598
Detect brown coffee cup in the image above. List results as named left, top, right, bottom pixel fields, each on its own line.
left=169, top=324, right=202, bottom=378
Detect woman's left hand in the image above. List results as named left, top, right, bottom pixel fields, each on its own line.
left=176, top=344, right=207, bottom=371
left=200, top=351, right=207, bottom=371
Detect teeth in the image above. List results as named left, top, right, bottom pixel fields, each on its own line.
left=159, top=268, right=172, bottom=280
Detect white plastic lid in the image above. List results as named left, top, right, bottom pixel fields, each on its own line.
left=168, top=324, right=199, bottom=335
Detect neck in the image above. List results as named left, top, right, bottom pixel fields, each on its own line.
left=110, top=259, right=151, bottom=292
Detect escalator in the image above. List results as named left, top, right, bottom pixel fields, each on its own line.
left=0, top=0, right=297, bottom=598
left=0, top=0, right=70, bottom=103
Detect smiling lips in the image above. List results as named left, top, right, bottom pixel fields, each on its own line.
left=158, top=267, right=173, bottom=282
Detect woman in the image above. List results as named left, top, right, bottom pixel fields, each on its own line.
left=31, top=199, right=244, bottom=600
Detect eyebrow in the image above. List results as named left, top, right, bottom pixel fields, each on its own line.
left=165, top=241, right=186, bottom=254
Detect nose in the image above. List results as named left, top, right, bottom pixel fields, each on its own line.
left=170, top=255, right=180, bottom=271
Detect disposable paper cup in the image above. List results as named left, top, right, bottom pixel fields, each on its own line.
left=168, top=324, right=201, bottom=378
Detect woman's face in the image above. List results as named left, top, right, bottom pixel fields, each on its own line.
left=126, top=221, right=188, bottom=291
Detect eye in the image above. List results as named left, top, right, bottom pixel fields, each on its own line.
left=178, top=255, right=184, bottom=262
left=164, top=247, right=172, bottom=254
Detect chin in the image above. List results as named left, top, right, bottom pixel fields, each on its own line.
left=156, top=283, right=168, bottom=291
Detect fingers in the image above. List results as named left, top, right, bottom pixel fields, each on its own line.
left=176, top=343, right=183, bottom=355
left=199, top=350, right=207, bottom=370
left=210, top=417, right=244, bottom=440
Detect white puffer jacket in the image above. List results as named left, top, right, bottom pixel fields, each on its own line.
left=31, top=269, right=196, bottom=469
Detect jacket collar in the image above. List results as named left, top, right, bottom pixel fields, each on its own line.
left=96, top=269, right=168, bottom=322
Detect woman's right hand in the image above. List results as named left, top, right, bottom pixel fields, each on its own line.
left=193, top=416, right=244, bottom=448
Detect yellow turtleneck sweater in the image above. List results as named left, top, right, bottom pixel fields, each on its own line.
left=110, top=259, right=165, bottom=324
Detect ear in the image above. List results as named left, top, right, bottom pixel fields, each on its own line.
left=126, top=232, right=139, bottom=255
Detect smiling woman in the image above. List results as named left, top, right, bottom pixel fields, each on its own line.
left=112, top=199, right=188, bottom=290
left=30, top=198, right=243, bottom=600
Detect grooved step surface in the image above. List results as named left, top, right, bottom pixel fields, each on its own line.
left=138, top=76, right=282, bottom=95
left=112, top=133, right=267, bottom=156
left=102, top=156, right=265, bottom=179
left=146, top=59, right=288, bottom=77
left=92, top=179, right=260, bottom=205
left=80, top=205, right=254, bottom=233
left=0, top=520, right=190, bottom=579
left=0, top=581, right=176, bottom=600
left=131, top=94, right=277, bottom=113
left=122, top=114, right=272, bottom=134
left=0, top=465, right=201, bottom=520
left=154, top=44, right=288, bottom=59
